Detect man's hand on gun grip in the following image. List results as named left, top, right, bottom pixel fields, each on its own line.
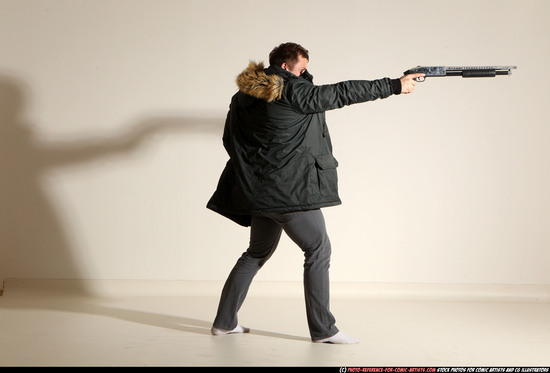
left=400, top=73, right=425, bottom=94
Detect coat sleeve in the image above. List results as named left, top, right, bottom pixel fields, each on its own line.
left=286, top=78, right=395, bottom=114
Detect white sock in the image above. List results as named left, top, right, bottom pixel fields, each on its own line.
left=313, top=331, right=360, bottom=344
left=211, top=325, right=250, bottom=336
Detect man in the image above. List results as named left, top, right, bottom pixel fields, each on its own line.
left=207, top=42, right=423, bottom=344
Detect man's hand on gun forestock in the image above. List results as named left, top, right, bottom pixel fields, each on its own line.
left=400, top=73, right=425, bottom=94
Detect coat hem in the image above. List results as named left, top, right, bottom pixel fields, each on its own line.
left=206, top=200, right=342, bottom=227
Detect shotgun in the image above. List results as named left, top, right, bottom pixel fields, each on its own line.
left=404, top=66, right=517, bottom=82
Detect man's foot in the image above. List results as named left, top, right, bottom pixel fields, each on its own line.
left=211, top=325, right=250, bottom=336
left=313, top=331, right=359, bottom=344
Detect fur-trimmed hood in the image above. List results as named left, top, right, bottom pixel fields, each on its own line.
left=236, top=61, right=284, bottom=102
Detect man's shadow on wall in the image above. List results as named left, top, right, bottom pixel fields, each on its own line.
left=0, top=74, right=224, bottom=287
left=0, top=75, right=312, bottom=343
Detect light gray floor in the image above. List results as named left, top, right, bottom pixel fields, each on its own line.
left=0, top=280, right=549, bottom=367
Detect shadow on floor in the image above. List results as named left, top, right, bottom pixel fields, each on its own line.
left=0, top=286, right=311, bottom=342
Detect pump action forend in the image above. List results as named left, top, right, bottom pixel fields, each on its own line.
left=404, top=66, right=517, bottom=82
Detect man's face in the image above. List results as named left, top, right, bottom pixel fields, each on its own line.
left=282, top=55, right=308, bottom=77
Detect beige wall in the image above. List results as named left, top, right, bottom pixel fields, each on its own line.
left=1, top=0, right=548, bottom=284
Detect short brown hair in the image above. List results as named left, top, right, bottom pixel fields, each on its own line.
left=269, top=42, right=309, bottom=68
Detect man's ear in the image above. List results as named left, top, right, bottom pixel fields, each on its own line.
left=281, top=62, right=289, bottom=72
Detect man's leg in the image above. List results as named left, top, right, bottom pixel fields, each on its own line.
left=212, top=214, right=282, bottom=334
left=277, top=209, right=359, bottom=344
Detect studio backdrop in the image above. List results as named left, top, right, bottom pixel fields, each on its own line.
left=1, top=0, right=548, bottom=286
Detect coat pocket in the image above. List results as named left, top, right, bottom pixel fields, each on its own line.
left=314, top=154, right=339, bottom=199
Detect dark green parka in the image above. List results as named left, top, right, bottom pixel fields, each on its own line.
left=207, top=62, right=400, bottom=226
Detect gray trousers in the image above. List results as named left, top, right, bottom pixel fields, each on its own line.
left=212, top=209, right=339, bottom=340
